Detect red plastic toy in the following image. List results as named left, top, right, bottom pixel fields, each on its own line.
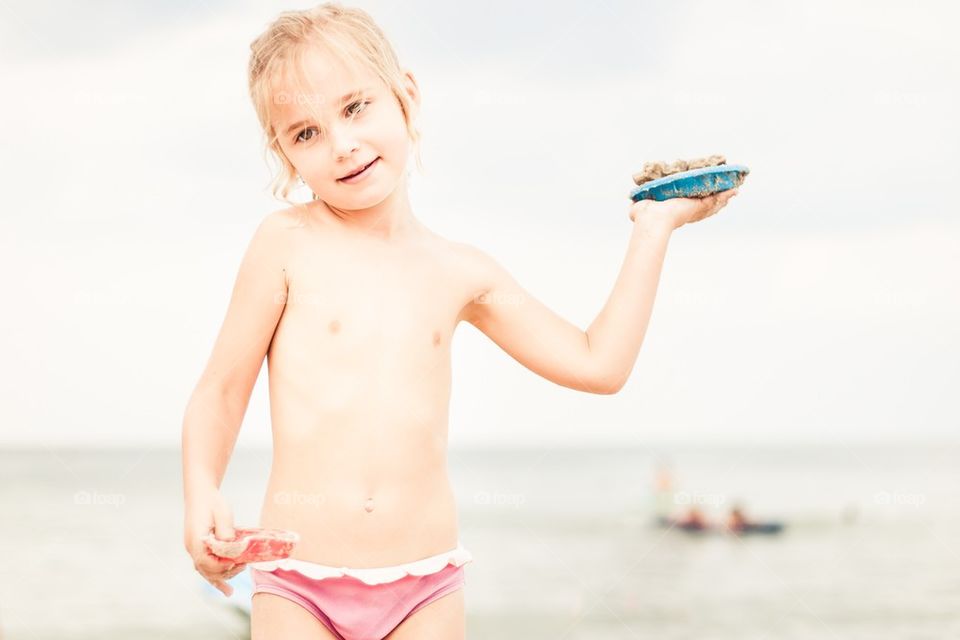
left=203, top=526, right=300, bottom=563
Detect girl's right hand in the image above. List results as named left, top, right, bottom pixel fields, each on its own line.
left=183, top=489, right=246, bottom=597
left=629, top=188, right=739, bottom=229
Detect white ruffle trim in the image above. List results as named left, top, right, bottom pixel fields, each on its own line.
left=248, top=544, right=473, bottom=586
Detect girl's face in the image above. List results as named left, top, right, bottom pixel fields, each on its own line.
left=272, top=49, right=419, bottom=210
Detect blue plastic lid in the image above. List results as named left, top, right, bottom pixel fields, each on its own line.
left=630, top=164, right=750, bottom=202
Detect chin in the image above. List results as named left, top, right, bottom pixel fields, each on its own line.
left=333, top=168, right=400, bottom=208
left=320, top=187, right=385, bottom=212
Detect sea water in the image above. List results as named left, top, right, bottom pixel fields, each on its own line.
left=1, top=443, right=957, bottom=639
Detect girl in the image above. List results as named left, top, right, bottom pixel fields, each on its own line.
left=181, top=3, right=738, bottom=639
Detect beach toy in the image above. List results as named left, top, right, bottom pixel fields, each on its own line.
left=630, top=154, right=749, bottom=202
left=203, top=526, right=300, bottom=563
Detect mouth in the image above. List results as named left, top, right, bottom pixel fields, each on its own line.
left=338, top=157, right=380, bottom=182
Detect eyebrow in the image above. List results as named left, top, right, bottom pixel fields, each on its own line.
left=282, top=87, right=373, bottom=136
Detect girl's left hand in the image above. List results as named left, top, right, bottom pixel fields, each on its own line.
left=629, top=188, right=738, bottom=229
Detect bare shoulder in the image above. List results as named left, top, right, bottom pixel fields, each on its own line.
left=261, top=204, right=312, bottom=234
left=250, top=205, right=316, bottom=253
left=442, top=238, right=489, bottom=267
left=428, top=235, right=495, bottom=287
left=236, top=207, right=310, bottom=290
left=427, top=237, right=502, bottom=325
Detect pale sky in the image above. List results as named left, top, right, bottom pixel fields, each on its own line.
left=1, top=0, right=957, bottom=448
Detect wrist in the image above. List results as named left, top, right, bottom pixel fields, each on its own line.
left=632, top=210, right=675, bottom=236
left=629, top=199, right=677, bottom=231
left=184, top=480, right=219, bottom=505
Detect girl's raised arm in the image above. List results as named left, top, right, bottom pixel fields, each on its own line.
left=459, top=190, right=737, bottom=396
left=459, top=242, right=622, bottom=396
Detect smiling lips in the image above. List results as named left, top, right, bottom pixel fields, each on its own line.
left=338, top=157, right=378, bottom=181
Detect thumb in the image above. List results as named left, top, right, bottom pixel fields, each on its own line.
left=211, top=496, right=235, bottom=541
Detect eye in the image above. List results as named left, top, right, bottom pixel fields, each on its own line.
left=346, top=100, right=371, bottom=118
left=292, top=101, right=371, bottom=145
left=294, top=127, right=319, bottom=144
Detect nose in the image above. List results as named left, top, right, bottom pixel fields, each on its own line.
left=329, top=122, right=360, bottom=161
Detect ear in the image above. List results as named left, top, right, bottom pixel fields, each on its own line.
left=399, top=68, right=421, bottom=121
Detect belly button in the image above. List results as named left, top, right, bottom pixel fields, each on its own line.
left=364, top=497, right=375, bottom=513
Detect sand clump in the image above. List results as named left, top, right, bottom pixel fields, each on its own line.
left=632, top=154, right=727, bottom=186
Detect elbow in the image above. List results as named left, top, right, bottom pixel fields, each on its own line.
left=591, top=385, right=618, bottom=395
left=607, top=381, right=626, bottom=395
left=588, top=369, right=628, bottom=395
left=596, top=381, right=625, bottom=395
left=584, top=340, right=628, bottom=394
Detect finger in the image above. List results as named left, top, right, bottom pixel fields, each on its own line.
left=715, top=190, right=734, bottom=205
left=706, top=199, right=725, bottom=219
left=210, top=550, right=235, bottom=563
left=700, top=195, right=720, bottom=217
left=214, top=559, right=244, bottom=579
left=197, top=554, right=234, bottom=576
left=213, top=579, right=234, bottom=597
left=199, top=551, right=231, bottom=567
left=224, top=566, right=245, bottom=580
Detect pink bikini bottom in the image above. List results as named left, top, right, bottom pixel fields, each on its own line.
left=248, top=543, right=472, bottom=640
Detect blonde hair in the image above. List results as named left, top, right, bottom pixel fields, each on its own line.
left=247, top=2, right=423, bottom=203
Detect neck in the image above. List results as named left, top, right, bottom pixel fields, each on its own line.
left=318, top=178, right=421, bottom=242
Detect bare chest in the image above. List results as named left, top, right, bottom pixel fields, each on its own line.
left=268, top=233, right=473, bottom=394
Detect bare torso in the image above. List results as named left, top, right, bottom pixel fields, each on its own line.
left=258, top=208, right=478, bottom=568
